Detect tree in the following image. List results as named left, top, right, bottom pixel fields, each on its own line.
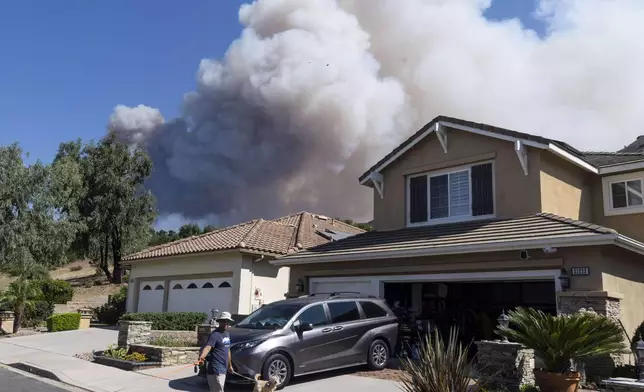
left=178, top=223, right=202, bottom=238
left=337, top=218, right=373, bottom=232
left=0, top=144, right=80, bottom=272
left=55, top=133, right=156, bottom=283
left=0, top=279, right=42, bottom=333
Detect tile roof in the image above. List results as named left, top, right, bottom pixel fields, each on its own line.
left=279, top=213, right=617, bottom=262
left=122, top=212, right=365, bottom=262
left=580, top=152, right=644, bottom=167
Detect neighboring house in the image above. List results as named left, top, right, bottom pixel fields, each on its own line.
left=273, top=116, right=644, bottom=374
left=121, top=212, right=364, bottom=316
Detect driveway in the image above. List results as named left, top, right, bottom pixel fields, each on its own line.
left=0, top=328, right=400, bottom=392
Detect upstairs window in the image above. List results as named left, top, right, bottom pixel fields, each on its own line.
left=611, top=180, right=643, bottom=209
left=408, top=162, right=494, bottom=225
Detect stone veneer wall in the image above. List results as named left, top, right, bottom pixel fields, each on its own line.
left=149, top=330, right=197, bottom=341
left=129, top=344, right=200, bottom=366
left=557, top=293, right=624, bottom=380
left=117, top=320, right=152, bottom=347
left=475, top=341, right=535, bottom=391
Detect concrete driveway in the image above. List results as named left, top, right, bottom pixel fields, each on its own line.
left=0, top=328, right=400, bottom=392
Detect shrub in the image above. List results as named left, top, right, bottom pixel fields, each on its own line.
left=47, top=313, right=81, bottom=332
left=497, top=307, right=627, bottom=373
left=125, top=352, right=147, bottom=362
left=120, top=312, right=208, bottom=331
left=94, top=286, right=127, bottom=325
left=149, top=336, right=199, bottom=347
left=399, top=327, right=473, bottom=392
left=38, top=280, right=74, bottom=306
left=101, top=344, right=148, bottom=362
left=69, top=265, right=83, bottom=272
left=22, top=301, right=54, bottom=328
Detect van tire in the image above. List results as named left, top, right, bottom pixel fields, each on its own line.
left=367, top=339, right=389, bottom=370
left=262, top=353, right=292, bottom=390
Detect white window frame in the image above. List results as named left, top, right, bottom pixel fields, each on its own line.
left=406, top=161, right=496, bottom=227
left=602, top=172, right=644, bottom=216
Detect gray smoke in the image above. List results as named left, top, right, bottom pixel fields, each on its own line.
left=109, top=0, right=644, bottom=227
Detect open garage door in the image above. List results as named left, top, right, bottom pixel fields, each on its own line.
left=309, top=278, right=376, bottom=296
left=167, top=277, right=233, bottom=315
left=137, top=281, right=165, bottom=312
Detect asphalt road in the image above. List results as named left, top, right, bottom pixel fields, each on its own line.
left=0, top=367, right=75, bottom=392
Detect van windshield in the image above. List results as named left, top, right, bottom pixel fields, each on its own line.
left=236, top=303, right=304, bottom=330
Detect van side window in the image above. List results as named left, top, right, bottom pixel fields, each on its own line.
left=298, top=304, right=328, bottom=327
left=360, top=301, right=388, bottom=318
left=328, top=301, right=361, bottom=323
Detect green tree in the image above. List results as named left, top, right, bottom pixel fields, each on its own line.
left=55, top=133, right=156, bottom=283
left=0, top=144, right=80, bottom=272
left=202, top=225, right=217, bottom=234
left=337, top=218, right=373, bottom=232
left=0, top=279, right=42, bottom=333
left=178, top=223, right=202, bottom=238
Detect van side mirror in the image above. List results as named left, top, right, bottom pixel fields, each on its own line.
left=293, top=321, right=313, bottom=333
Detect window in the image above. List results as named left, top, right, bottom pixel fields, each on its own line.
left=611, top=180, right=643, bottom=209
left=172, top=284, right=183, bottom=290
left=408, top=162, right=494, bottom=225
left=142, top=285, right=152, bottom=291
left=187, top=283, right=198, bottom=289
left=218, top=282, right=231, bottom=288
left=154, top=285, right=164, bottom=290
left=328, top=301, right=361, bottom=323
left=202, top=282, right=214, bottom=288
left=298, top=304, right=328, bottom=327
left=359, top=301, right=388, bottom=319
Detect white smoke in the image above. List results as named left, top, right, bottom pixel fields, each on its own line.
left=108, top=0, right=644, bottom=226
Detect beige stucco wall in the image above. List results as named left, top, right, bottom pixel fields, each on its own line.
left=372, top=127, right=542, bottom=231
left=600, top=246, right=644, bottom=340
left=539, top=152, right=594, bottom=221
left=126, top=252, right=242, bottom=313
left=240, top=256, right=290, bottom=314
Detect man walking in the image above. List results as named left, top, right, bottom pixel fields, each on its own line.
left=197, top=312, right=235, bottom=392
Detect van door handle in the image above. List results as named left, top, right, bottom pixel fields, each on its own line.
left=322, top=328, right=332, bottom=333
left=333, top=326, right=343, bottom=331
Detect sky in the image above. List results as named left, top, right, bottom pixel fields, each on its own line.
left=0, top=0, right=543, bottom=165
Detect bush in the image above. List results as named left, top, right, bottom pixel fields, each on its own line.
left=38, top=280, right=74, bottom=306
left=47, top=312, right=81, bottom=332
left=22, top=301, right=54, bottom=328
left=149, top=336, right=199, bottom=347
left=94, top=286, right=127, bottom=325
left=101, top=344, right=147, bottom=362
left=120, top=312, right=208, bottom=331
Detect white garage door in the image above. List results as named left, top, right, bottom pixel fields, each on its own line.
left=309, top=278, right=376, bottom=297
left=138, top=281, right=165, bottom=313
left=167, top=277, right=233, bottom=315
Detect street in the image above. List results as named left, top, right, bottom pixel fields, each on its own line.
left=0, top=367, right=80, bottom=392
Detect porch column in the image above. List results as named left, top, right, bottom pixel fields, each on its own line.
left=475, top=340, right=535, bottom=391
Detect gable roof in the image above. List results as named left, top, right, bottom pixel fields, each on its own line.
left=359, top=116, right=644, bottom=184
left=620, top=136, right=644, bottom=153
left=272, top=213, right=644, bottom=266
left=122, top=212, right=365, bottom=263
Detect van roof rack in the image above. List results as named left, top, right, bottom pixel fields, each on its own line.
left=307, top=292, right=378, bottom=299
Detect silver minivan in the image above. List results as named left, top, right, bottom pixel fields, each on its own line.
left=219, top=293, right=398, bottom=389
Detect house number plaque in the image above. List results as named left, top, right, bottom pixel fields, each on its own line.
left=570, top=267, right=590, bottom=276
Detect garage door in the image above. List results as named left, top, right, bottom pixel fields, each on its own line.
left=167, top=278, right=233, bottom=315
left=137, top=281, right=165, bottom=312
left=309, top=278, right=376, bottom=297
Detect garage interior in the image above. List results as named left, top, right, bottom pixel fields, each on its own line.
left=383, top=280, right=556, bottom=357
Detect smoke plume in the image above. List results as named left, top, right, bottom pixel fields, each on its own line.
left=108, top=0, right=644, bottom=227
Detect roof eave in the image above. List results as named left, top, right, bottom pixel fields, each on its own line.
left=271, top=234, right=622, bottom=266
left=598, top=160, right=644, bottom=175
left=120, top=248, right=244, bottom=265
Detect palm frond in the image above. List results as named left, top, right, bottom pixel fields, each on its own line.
left=497, top=308, right=627, bottom=373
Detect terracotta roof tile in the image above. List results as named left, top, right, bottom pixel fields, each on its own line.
left=122, top=212, right=365, bottom=262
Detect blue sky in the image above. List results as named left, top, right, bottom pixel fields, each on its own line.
left=0, top=0, right=543, bottom=165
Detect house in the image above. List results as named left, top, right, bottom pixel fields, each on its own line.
left=121, top=212, right=364, bottom=316
left=273, top=116, right=644, bottom=374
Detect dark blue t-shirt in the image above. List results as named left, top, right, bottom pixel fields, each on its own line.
left=204, top=330, right=231, bottom=375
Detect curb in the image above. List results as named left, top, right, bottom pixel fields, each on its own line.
left=7, top=362, right=103, bottom=392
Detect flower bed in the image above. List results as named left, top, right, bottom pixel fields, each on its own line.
left=93, top=350, right=161, bottom=371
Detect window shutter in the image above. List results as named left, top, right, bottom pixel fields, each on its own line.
left=471, top=163, right=493, bottom=216
left=409, top=176, right=428, bottom=223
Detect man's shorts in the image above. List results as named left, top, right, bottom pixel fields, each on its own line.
left=207, top=373, right=226, bottom=392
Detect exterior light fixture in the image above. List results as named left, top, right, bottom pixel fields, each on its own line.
left=558, top=268, right=571, bottom=291
left=497, top=310, right=510, bottom=342
left=636, top=338, right=644, bottom=381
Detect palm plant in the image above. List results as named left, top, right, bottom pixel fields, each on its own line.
left=2, top=259, right=49, bottom=281
left=0, top=279, right=42, bottom=333
left=497, top=307, right=627, bottom=373
left=399, top=327, right=473, bottom=392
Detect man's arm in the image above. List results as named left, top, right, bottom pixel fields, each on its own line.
left=197, top=345, right=211, bottom=364
left=228, top=350, right=233, bottom=372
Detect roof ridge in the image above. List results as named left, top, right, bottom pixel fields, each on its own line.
left=238, top=219, right=265, bottom=248
left=582, top=151, right=644, bottom=156
left=535, top=212, right=617, bottom=234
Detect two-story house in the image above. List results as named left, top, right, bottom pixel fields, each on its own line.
left=273, top=116, right=644, bottom=368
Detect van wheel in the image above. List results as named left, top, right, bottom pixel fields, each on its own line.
left=262, top=353, right=292, bottom=390
left=368, top=339, right=389, bottom=370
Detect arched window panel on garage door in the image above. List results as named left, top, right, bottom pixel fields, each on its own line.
left=167, top=278, right=233, bottom=314
left=155, top=285, right=164, bottom=290
left=173, top=284, right=183, bottom=289
left=218, top=281, right=231, bottom=288
left=202, top=282, right=214, bottom=288
left=142, top=285, right=152, bottom=291
left=187, top=283, right=198, bottom=289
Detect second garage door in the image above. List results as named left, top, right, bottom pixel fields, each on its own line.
left=309, top=278, right=376, bottom=297
left=167, top=278, right=233, bottom=315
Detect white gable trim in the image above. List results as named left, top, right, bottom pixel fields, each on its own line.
left=599, top=160, right=644, bottom=175
left=359, top=120, right=598, bottom=185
